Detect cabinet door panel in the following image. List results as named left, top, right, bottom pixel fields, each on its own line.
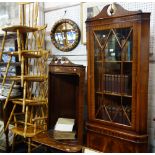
left=93, top=27, right=133, bottom=126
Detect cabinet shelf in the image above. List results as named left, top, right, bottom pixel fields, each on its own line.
left=96, top=60, right=133, bottom=63
left=96, top=91, right=132, bottom=98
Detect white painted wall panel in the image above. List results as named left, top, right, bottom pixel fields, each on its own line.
left=45, top=4, right=87, bottom=65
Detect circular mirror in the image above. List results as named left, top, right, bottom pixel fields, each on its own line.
left=50, top=19, right=81, bottom=52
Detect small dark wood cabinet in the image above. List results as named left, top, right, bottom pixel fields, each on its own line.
left=48, top=59, right=85, bottom=145
left=86, top=3, right=150, bottom=153
left=32, top=59, right=85, bottom=152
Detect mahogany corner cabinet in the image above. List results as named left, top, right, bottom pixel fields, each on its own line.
left=86, top=3, right=150, bottom=153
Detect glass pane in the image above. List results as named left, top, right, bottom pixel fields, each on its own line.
left=105, top=32, right=121, bottom=61
left=115, top=28, right=133, bottom=61
left=95, top=95, right=131, bottom=125
left=94, top=30, right=110, bottom=61
left=123, top=63, right=132, bottom=95
left=104, top=62, right=121, bottom=94
left=104, top=62, right=121, bottom=74
left=94, top=62, right=103, bottom=92
left=122, top=97, right=132, bottom=125
left=94, top=38, right=102, bottom=61
left=94, top=27, right=133, bottom=126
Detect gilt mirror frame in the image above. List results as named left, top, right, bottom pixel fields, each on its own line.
left=50, top=19, right=81, bottom=52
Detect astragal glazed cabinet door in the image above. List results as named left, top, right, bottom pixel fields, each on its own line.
left=94, top=26, right=133, bottom=126
left=86, top=3, right=150, bottom=153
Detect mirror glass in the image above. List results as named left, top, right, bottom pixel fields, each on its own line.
left=50, top=19, right=81, bottom=52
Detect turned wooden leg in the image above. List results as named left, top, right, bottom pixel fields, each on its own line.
left=11, top=134, right=16, bottom=153
left=28, top=138, right=31, bottom=153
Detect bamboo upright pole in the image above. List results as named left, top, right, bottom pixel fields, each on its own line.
left=32, top=3, right=34, bottom=27
left=17, top=29, right=22, bottom=61
left=29, top=4, right=30, bottom=26
left=22, top=81, right=27, bottom=112
left=3, top=81, right=15, bottom=110
left=30, top=106, right=34, bottom=124
left=0, top=31, right=7, bottom=61
left=34, top=2, right=38, bottom=27
left=24, top=4, right=26, bottom=26
left=24, top=106, right=28, bottom=138
left=21, top=56, right=24, bottom=86
left=4, top=104, right=16, bottom=132
left=25, top=33, right=29, bottom=50
left=2, top=56, right=12, bottom=86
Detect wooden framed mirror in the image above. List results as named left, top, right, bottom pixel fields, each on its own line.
left=50, top=19, right=81, bottom=52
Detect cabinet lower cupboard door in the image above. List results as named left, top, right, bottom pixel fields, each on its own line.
left=86, top=3, right=150, bottom=153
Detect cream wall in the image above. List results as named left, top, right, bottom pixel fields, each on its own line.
left=44, top=2, right=155, bottom=152
left=44, top=3, right=87, bottom=66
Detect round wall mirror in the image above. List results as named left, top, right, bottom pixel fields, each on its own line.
left=50, top=19, right=81, bottom=52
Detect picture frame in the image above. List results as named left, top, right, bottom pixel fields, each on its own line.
left=81, top=2, right=107, bottom=44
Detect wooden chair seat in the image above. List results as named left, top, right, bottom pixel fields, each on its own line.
left=2, top=75, right=47, bottom=82
left=2, top=49, right=48, bottom=58
left=10, top=98, right=47, bottom=106
left=11, top=126, right=43, bottom=138
left=11, top=106, right=47, bottom=138
left=1, top=75, right=47, bottom=83
left=2, top=25, right=37, bottom=33
left=2, top=51, right=42, bottom=58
